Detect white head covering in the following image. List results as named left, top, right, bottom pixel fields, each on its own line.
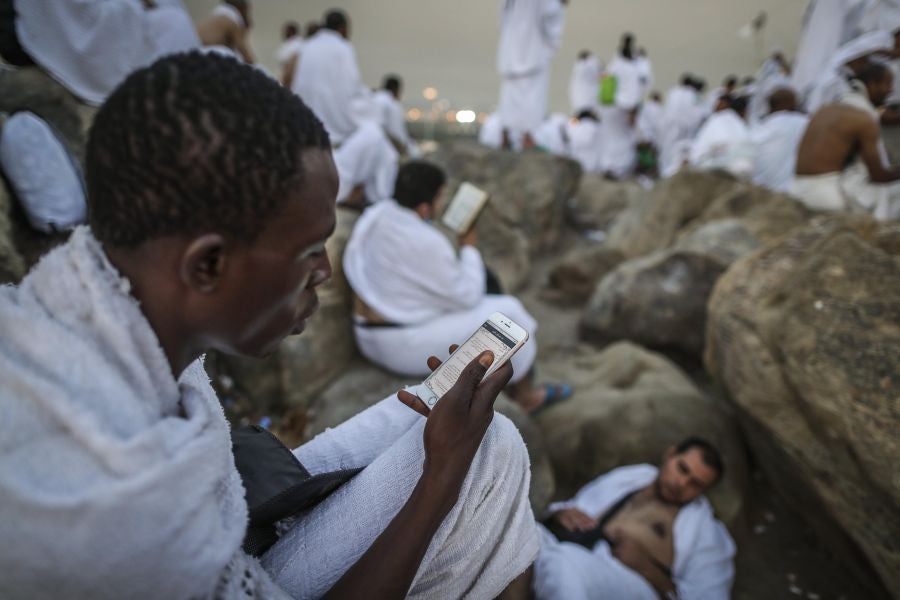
left=831, top=30, right=893, bottom=67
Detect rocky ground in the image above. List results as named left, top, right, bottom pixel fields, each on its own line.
left=2, top=72, right=897, bottom=599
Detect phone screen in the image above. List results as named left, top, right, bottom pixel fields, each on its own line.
left=424, top=321, right=517, bottom=399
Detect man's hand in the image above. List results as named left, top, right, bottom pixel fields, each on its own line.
left=397, top=345, right=513, bottom=507
left=458, top=225, right=478, bottom=248
left=552, top=507, right=598, bottom=532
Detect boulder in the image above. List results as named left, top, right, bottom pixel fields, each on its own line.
left=428, top=140, right=582, bottom=291
left=606, top=170, right=744, bottom=258
left=673, top=218, right=762, bottom=265
left=534, top=342, right=746, bottom=528
left=544, top=243, right=625, bottom=305
left=209, top=207, right=360, bottom=417
left=307, top=361, right=557, bottom=513
left=581, top=250, right=728, bottom=358
left=566, top=173, right=645, bottom=231
left=705, top=216, right=900, bottom=597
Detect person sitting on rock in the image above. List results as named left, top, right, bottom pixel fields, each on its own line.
left=533, top=437, right=736, bottom=600
left=343, top=160, right=573, bottom=415
left=0, top=53, right=540, bottom=599
left=793, top=61, right=900, bottom=221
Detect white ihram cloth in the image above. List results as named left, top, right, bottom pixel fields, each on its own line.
left=689, top=109, right=754, bottom=178
left=496, top=0, right=566, bottom=141
left=533, top=113, right=571, bottom=156
left=791, top=87, right=900, bottom=220
left=534, top=465, right=736, bottom=600
left=569, top=54, right=601, bottom=114
left=791, top=0, right=871, bottom=104
left=806, top=29, right=893, bottom=113
left=751, top=111, right=810, bottom=192
left=479, top=113, right=504, bottom=149
left=343, top=200, right=538, bottom=382
left=659, top=84, right=704, bottom=177
left=566, top=117, right=602, bottom=173
left=263, top=395, right=540, bottom=599
left=275, top=36, right=304, bottom=69
left=373, top=89, right=420, bottom=157
left=598, top=55, right=643, bottom=178
left=333, top=122, right=398, bottom=206
left=292, top=29, right=369, bottom=145
left=635, top=55, right=654, bottom=98
left=0, top=228, right=287, bottom=599
left=636, top=99, right=663, bottom=145
left=14, top=0, right=199, bottom=106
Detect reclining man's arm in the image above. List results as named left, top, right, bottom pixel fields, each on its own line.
left=859, top=118, right=900, bottom=183
left=322, top=352, right=512, bottom=599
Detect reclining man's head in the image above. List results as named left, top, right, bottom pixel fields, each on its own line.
left=655, top=436, right=724, bottom=506
left=86, top=52, right=337, bottom=374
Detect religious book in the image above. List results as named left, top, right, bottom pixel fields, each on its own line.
left=441, top=182, right=489, bottom=235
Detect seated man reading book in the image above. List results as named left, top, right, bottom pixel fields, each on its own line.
left=343, top=161, right=572, bottom=414
left=0, top=53, right=538, bottom=600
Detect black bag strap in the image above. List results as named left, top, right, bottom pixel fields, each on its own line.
left=231, top=425, right=361, bottom=556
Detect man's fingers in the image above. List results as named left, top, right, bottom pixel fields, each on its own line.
left=447, top=344, right=459, bottom=355
left=426, top=355, right=442, bottom=372
left=471, top=359, right=514, bottom=414
left=447, top=351, right=493, bottom=402
left=397, top=389, right=430, bottom=417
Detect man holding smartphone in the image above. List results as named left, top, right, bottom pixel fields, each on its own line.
left=0, top=53, right=537, bottom=599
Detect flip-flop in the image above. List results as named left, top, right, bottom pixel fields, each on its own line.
left=529, top=383, right=573, bottom=416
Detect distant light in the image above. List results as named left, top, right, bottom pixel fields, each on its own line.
left=456, top=110, right=477, bottom=124
left=407, top=108, right=422, bottom=121
left=423, top=86, right=438, bottom=100
left=445, top=111, right=457, bottom=123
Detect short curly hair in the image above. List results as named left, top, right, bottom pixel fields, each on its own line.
left=86, top=52, right=331, bottom=247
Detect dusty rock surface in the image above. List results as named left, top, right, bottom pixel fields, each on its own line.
left=706, top=216, right=899, bottom=598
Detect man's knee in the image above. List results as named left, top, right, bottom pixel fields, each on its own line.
left=481, top=412, right=530, bottom=474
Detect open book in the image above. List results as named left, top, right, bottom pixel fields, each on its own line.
left=441, top=182, right=490, bottom=235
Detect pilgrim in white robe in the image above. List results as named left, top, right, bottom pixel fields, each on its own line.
left=689, top=109, right=754, bottom=178
left=569, top=53, right=601, bottom=114
left=343, top=199, right=539, bottom=382
left=635, top=54, right=654, bottom=99
left=751, top=110, right=810, bottom=192
left=14, top=0, right=199, bottom=106
left=659, top=84, right=705, bottom=178
left=533, top=113, right=571, bottom=157
left=792, top=0, right=871, bottom=105
left=533, top=464, right=736, bottom=600
left=566, top=116, right=602, bottom=173
left=0, top=227, right=540, bottom=599
left=373, top=89, right=420, bottom=157
left=598, top=54, right=643, bottom=178
left=275, top=35, right=303, bottom=70
left=479, top=112, right=505, bottom=149
left=200, top=3, right=249, bottom=62
left=333, top=122, right=399, bottom=206
left=791, top=86, right=900, bottom=220
left=292, top=28, right=369, bottom=145
left=805, top=29, right=893, bottom=113
left=496, top=0, right=566, bottom=146
left=636, top=98, right=663, bottom=145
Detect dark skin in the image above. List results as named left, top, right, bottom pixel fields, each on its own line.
left=196, top=2, right=256, bottom=64
left=796, top=71, right=900, bottom=183
left=106, top=149, right=517, bottom=599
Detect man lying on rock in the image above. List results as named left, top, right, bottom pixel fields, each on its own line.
left=343, top=159, right=572, bottom=415
left=0, top=53, right=538, bottom=599
left=533, top=437, right=736, bottom=599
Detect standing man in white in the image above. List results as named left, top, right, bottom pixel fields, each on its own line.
left=496, top=0, right=567, bottom=150
left=599, top=34, right=644, bottom=179
left=569, top=50, right=601, bottom=116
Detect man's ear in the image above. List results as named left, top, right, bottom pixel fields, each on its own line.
left=179, top=234, right=228, bottom=292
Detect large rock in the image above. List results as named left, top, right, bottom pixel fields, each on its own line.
left=705, top=216, right=900, bottom=597
left=544, top=243, right=625, bottom=305
left=534, top=342, right=746, bottom=528
left=606, top=170, right=744, bottom=258
left=308, top=361, right=557, bottom=513
left=566, top=173, right=646, bottom=231
left=209, top=207, right=360, bottom=417
left=581, top=250, right=728, bottom=358
left=673, top=219, right=762, bottom=265
left=428, top=140, right=582, bottom=291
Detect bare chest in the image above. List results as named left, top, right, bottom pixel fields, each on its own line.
left=603, top=495, right=679, bottom=568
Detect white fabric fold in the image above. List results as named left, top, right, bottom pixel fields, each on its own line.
left=689, top=109, right=754, bottom=177
left=497, top=0, right=566, bottom=78
left=0, top=228, right=285, bottom=599
left=751, top=111, right=810, bottom=192
left=569, top=54, right=601, bottom=114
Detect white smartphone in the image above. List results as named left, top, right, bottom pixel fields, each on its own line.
left=413, top=311, right=529, bottom=409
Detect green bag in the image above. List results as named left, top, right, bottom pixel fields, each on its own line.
left=599, top=75, right=618, bottom=106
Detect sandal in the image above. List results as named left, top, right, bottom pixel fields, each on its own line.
left=529, top=383, right=573, bottom=416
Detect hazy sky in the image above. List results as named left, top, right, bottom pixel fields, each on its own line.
left=184, top=0, right=808, bottom=114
